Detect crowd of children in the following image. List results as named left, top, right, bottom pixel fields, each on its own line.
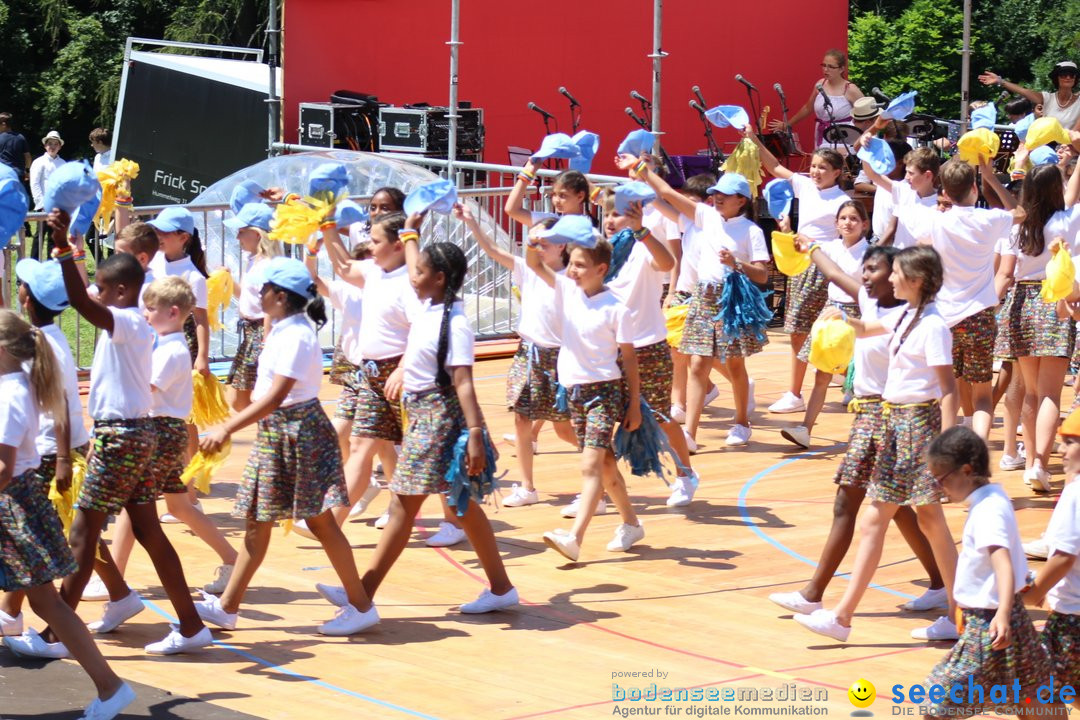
left=1, top=105, right=1080, bottom=718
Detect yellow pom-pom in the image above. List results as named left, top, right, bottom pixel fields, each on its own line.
left=190, top=371, right=230, bottom=429
left=269, top=193, right=340, bottom=245
left=93, top=159, right=141, bottom=232
left=1041, top=243, right=1075, bottom=303
left=664, top=304, right=689, bottom=347
left=49, top=452, right=88, bottom=540
left=180, top=439, right=231, bottom=494
left=720, top=138, right=763, bottom=198
left=206, top=268, right=234, bottom=332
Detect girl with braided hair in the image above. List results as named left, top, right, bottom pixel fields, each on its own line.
left=355, top=212, right=518, bottom=615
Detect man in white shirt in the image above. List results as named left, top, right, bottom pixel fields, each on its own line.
left=28, top=130, right=66, bottom=259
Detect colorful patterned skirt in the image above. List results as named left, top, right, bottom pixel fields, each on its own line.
left=32, top=443, right=91, bottom=494
left=148, top=416, right=189, bottom=495
left=833, top=397, right=883, bottom=489
left=333, top=364, right=362, bottom=421
left=620, top=340, right=674, bottom=421
left=867, top=402, right=944, bottom=505
left=79, top=418, right=158, bottom=515
left=0, top=469, right=78, bottom=591
left=227, top=317, right=264, bottom=391
left=393, top=387, right=466, bottom=496
left=993, top=287, right=1017, bottom=362
left=505, top=341, right=569, bottom=422
left=996, top=281, right=1075, bottom=359
left=349, top=356, right=405, bottom=442
left=183, top=313, right=199, bottom=364
left=797, top=300, right=860, bottom=363
left=679, top=281, right=767, bottom=360
left=924, top=598, right=1052, bottom=716
left=568, top=379, right=625, bottom=451
left=783, top=265, right=829, bottom=335
left=328, top=338, right=353, bottom=387
left=233, top=398, right=349, bottom=522
left=950, top=306, right=997, bottom=383
left=1041, top=611, right=1080, bottom=692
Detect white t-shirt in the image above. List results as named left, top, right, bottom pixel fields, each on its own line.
left=149, top=253, right=208, bottom=310
left=150, top=332, right=194, bottom=419
left=93, top=149, right=112, bottom=175
left=254, top=314, right=323, bottom=407
left=1045, top=480, right=1080, bottom=614
left=37, top=324, right=90, bottom=455
left=328, top=278, right=364, bottom=363
left=29, top=154, right=65, bottom=209
left=352, top=263, right=421, bottom=363
left=871, top=186, right=895, bottom=241
left=882, top=303, right=953, bottom=404
left=554, top=274, right=633, bottom=386
left=512, top=257, right=563, bottom=348
left=820, top=238, right=868, bottom=303
left=681, top=206, right=770, bottom=285
left=88, top=306, right=154, bottom=420
left=889, top=181, right=938, bottom=249
left=854, top=289, right=907, bottom=397
left=1041, top=91, right=1080, bottom=131
left=403, top=301, right=474, bottom=393
left=674, top=214, right=702, bottom=294
left=607, top=241, right=668, bottom=347
left=790, top=173, right=850, bottom=244
left=1001, top=208, right=1080, bottom=281
left=954, top=483, right=1028, bottom=610
left=897, top=205, right=1013, bottom=326
left=0, top=372, right=40, bottom=477
left=237, top=254, right=269, bottom=320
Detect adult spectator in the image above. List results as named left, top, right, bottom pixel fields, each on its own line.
left=769, top=49, right=864, bottom=148
left=28, top=130, right=66, bottom=259
left=90, top=127, right=112, bottom=174
left=979, top=61, right=1080, bottom=130
left=0, top=112, right=31, bottom=179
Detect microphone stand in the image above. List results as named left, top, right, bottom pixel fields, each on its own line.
left=740, top=78, right=763, bottom=135
left=690, top=100, right=723, bottom=172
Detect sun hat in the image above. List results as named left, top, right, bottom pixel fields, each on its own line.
left=851, top=97, right=881, bottom=122
left=41, top=130, right=64, bottom=147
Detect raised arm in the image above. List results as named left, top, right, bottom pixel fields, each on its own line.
left=744, top=127, right=793, bottom=180
left=977, top=71, right=1044, bottom=107
left=304, top=250, right=330, bottom=298
left=979, top=160, right=1022, bottom=219
left=402, top=212, right=424, bottom=281
left=524, top=232, right=557, bottom=289
left=625, top=202, right=674, bottom=272
left=797, top=237, right=862, bottom=299
left=454, top=202, right=514, bottom=271
left=620, top=155, right=698, bottom=221
left=320, top=221, right=366, bottom=287
left=47, top=210, right=113, bottom=332
left=504, top=159, right=539, bottom=227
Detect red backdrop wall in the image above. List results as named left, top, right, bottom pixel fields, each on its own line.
left=283, top=1, right=849, bottom=175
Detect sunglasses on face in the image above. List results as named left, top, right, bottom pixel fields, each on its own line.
left=821, top=63, right=842, bottom=70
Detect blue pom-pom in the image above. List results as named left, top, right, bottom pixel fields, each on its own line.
left=714, top=272, right=773, bottom=343
left=613, top=398, right=691, bottom=483
left=554, top=383, right=569, bottom=413
left=443, top=428, right=500, bottom=516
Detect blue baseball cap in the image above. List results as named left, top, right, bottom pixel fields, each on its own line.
left=70, top=188, right=102, bottom=237
left=229, top=180, right=265, bottom=214
left=335, top=198, right=369, bottom=229
left=43, top=161, right=99, bottom=215
left=1030, top=145, right=1059, bottom=166
left=763, top=178, right=794, bottom=219
left=856, top=137, right=896, bottom=175
left=613, top=181, right=656, bottom=214
left=148, top=206, right=196, bottom=235
left=569, top=131, right=600, bottom=174
left=530, top=133, right=580, bottom=163
left=308, top=162, right=349, bottom=196
left=705, top=104, right=749, bottom=130
left=885, top=90, right=917, bottom=120
left=0, top=176, right=29, bottom=246
left=403, top=179, right=458, bottom=216
left=252, top=256, right=316, bottom=299
left=971, top=104, right=997, bottom=131
left=617, top=129, right=656, bottom=156
left=225, top=201, right=274, bottom=232
left=708, top=173, right=752, bottom=199
left=535, top=214, right=598, bottom=247
left=15, top=259, right=69, bottom=312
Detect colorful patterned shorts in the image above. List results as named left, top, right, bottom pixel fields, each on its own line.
left=995, top=282, right=1075, bottom=360
left=798, top=301, right=861, bottom=363
left=79, top=419, right=158, bottom=515
left=783, top=265, right=829, bottom=335
left=1041, top=611, right=1080, bottom=691
left=227, top=317, right=264, bottom=391
left=333, top=364, right=362, bottom=421
left=833, top=397, right=883, bottom=489
left=505, top=342, right=569, bottom=422
left=393, top=387, right=466, bottom=495
left=925, top=598, right=1052, bottom=716
left=147, top=416, right=189, bottom=495
left=349, top=356, right=405, bottom=442
left=993, top=288, right=1017, bottom=362
left=868, top=402, right=944, bottom=505
left=669, top=290, right=692, bottom=306
left=32, top=443, right=91, bottom=494
left=0, top=469, right=78, bottom=591
left=183, top=313, right=199, bottom=364
left=621, top=340, right=673, bottom=421
left=951, top=306, right=997, bottom=383
left=328, top=338, right=353, bottom=387
left=569, top=379, right=625, bottom=451
left=679, top=282, right=767, bottom=360
left=234, top=398, right=348, bottom=522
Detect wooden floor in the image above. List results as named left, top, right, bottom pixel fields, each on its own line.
left=4, top=332, right=1068, bottom=719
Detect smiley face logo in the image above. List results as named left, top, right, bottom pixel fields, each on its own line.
left=848, top=679, right=876, bottom=710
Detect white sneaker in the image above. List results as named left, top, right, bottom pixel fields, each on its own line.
left=543, top=529, right=581, bottom=561
left=0, top=609, right=23, bottom=636
left=666, top=474, right=698, bottom=507
left=426, top=522, right=466, bottom=547
left=999, top=453, right=1026, bottom=471
left=768, top=391, right=805, bottom=414
left=374, top=510, right=391, bottom=529
left=670, top=405, right=687, bottom=424
left=291, top=518, right=317, bottom=540
left=351, top=481, right=382, bottom=517
left=747, top=378, right=757, bottom=415
left=80, top=681, right=136, bottom=720
left=502, top=484, right=540, bottom=507
left=319, top=603, right=380, bottom=635
left=194, top=593, right=238, bottom=631
left=726, top=424, right=752, bottom=447
left=4, top=628, right=69, bottom=659
left=769, top=591, right=822, bottom=614
left=502, top=433, right=538, bottom=454
left=793, top=609, right=851, bottom=642
left=704, top=384, right=720, bottom=407
left=89, top=591, right=144, bottom=634
left=1024, top=537, right=1049, bottom=560
left=682, top=427, right=699, bottom=454
left=81, top=574, right=109, bottom=601
left=606, top=523, right=645, bottom=552
left=460, top=587, right=520, bottom=614
left=901, top=587, right=948, bottom=612
left=780, top=425, right=811, bottom=449
left=144, top=626, right=213, bottom=655
left=911, top=615, right=959, bottom=640
left=160, top=500, right=203, bottom=524
left=1024, top=465, right=1052, bottom=493
left=316, top=583, right=349, bottom=607
left=561, top=494, right=606, bottom=518
left=203, top=564, right=234, bottom=595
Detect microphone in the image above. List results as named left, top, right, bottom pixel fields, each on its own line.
left=630, top=90, right=651, bottom=106
left=689, top=100, right=706, bottom=114
left=528, top=102, right=555, bottom=120
left=625, top=107, right=647, bottom=127
left=773, top=82, right=786, bottom=102
left=692, top=85, right=707, bottom=107
left=997, top=88, right=1012, bottom=104
left=871, top=87, right=891, bottom=105
left=735, top=74, right=757, bottom=92
left=558, top=86, right=581, bottom=107
left=816, top=84, right=833, bottom=111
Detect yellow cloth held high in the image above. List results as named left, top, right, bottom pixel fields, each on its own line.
left=269, top=191, right=341, bottom=245
left=721, top=139, right=762, bottom=197
left=956, top=129, right=1000, bottom=165
left=93, top=159, right=140, bottom=232
left=772, top=231, right=811, bottom=277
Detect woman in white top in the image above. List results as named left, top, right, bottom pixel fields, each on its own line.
left=979, top=62, right=1080, bottom=131
left=769, top=49, right=864, bottom=147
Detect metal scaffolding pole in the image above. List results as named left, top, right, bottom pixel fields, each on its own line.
left=447, top=0, right=462, bottom=178
left=267, top=0, right=281, bottom=156
left=649, top=0, right=667, bottom=152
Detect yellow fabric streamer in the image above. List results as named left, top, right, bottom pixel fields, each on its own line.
left=48, top=452, right=87, bottom=539
left=664, top=304, right=689, bottom=347
left=1041, top=243, right=1075, bottom=302
left=205, top=268, right=234, bottom=332
left=93, top=159, right=140, bottom=231
left=720, top=138, right=763, bottom=197
left=808, top=316, right=855, bottom=374
left=269, top=191, right=341, bottom=245
left=180, top=439, right=231, bottom=494
left=956, top=129, right=1000, bottom=165
left=772, top=231, right=811, bottom=276
left=190, top=371, right=230, bottom=429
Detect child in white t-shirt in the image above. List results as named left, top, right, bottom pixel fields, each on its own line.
left=858, top=140, right=940, bottom=249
